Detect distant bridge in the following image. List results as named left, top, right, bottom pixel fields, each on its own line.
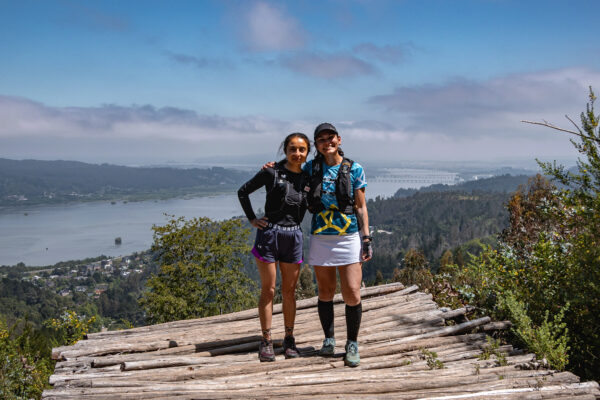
left=371, top=172, right=461, bottom=185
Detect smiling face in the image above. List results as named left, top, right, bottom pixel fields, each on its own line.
left=285, top=136, right=309, bottom=167
left=315, top=131, right=341, bottom=157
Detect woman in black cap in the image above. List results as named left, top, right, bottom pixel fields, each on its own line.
left=238, top=133, right=311, bottom=362
left=305, top=122, right=372, bottom=367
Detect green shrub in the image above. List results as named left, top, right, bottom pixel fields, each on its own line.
left=140, top=216, right=256, bottom=323
left=419, top=348, right=444, bottom=369
left=478, top=337, right=508, bottom=366
left=501, top=293, right=569, bottom=370
left=44, top=310, right=96, bottom=346
left=0, top=319, right=54, bottom=400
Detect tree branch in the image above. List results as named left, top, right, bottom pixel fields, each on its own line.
left=565, top=114, right=583, bottom=134
left=521, top=120, right=599, bottom=144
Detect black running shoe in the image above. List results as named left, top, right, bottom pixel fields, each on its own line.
left=283, top=335, right=300, bottom=359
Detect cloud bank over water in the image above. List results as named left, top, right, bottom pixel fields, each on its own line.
left=369, top=67, right=600, bottom=138
left=0, top=67, right=597, bottom=164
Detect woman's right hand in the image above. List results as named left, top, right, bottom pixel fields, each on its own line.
left=250, top=217, right=269, bottom=230
left=261, top=161, right=276, bottom=170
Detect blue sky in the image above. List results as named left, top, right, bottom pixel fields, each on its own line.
left=1, top=0, right=599, bottom=165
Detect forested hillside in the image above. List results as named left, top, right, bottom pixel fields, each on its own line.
left=1, top=174, right=523, bottom=327
left=394, top=173, right=531, bottom=197
left=0, top=158, right=252, bottom=206
left=364, top=190, right=510, bottom=281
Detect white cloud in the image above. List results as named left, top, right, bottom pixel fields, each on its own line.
left=242, top=2, right=306, bottom=52
left=166, top=51, right=233, bottom=70
left=0, top=96, right=289, bottom=141
left=0, top=96, right=296, bottom=163
left=1, top=67, right=589, bottom=166
left=352, top=43, right=410, bottom=64
left=279, top=52, right=375, bottom=79
left=369, top=67, right=600, bottom=139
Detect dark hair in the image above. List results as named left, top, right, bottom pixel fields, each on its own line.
left=279, top=132, right=310, bottom=155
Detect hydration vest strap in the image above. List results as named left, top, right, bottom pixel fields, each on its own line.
left=337, top=158, right=355, bottom=214
left=308, top=157, right=355, bottom=215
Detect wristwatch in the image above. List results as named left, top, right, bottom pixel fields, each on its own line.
left=362, top=235, right=373, bottom=242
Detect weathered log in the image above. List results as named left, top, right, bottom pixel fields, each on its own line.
left=481, top=320, right=512, bottom=331
left=115, top=337, right=485, bottom=376
left=53, top=340, right=177, bottom=361
left=439, top=306, right=474, bottom=320
left=370, top=316, right=491, bottom=348
left=63, top=289, right=428, bottom=359
left=59, top=294, right=436, bottom=361
left=71, top=321, right=494, bottom=375
left=84, top=282, right=409, bottom=341
left=89, top=332, right=486, bottom=372
left=43, top=370, right=580, bottom=397
left=41, top=380, right=600, bottom=400
left=42, top=374, right=599, bottom=400
left=53, top=342, right=522, bottom=387
left=43, top=282, right=598, bottom=400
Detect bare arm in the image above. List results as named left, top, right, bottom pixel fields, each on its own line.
left=354, top=188, right=372, bottom=262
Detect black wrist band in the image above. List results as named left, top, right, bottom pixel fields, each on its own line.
left=362, top=235, right=373, bottom=242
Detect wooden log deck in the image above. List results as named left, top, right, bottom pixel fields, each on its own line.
left=44, top=283, right=600, bottom=399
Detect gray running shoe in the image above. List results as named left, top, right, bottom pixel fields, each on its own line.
left=318, top=337, right=336, bottom=357
left=283, top=335, right=300, bottom=359
left=344, top=340, right=360, bottom=367
left=259, top=338, right=275, bottom=362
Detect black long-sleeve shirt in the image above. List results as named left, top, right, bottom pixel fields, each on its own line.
left=237, top=162, right=309, bottom=226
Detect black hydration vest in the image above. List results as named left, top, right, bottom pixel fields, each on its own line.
left=308, top=157, right=355, bottom=215
left=266, top=160, right=308, bottom=222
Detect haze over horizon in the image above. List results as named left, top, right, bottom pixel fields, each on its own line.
left=1, top=1, right=599, bottom=166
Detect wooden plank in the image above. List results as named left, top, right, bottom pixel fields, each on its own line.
left=43, top=283, right=599, bottom=400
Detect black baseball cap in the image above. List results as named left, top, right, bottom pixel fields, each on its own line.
left=314, top=122, right=338, bottom=139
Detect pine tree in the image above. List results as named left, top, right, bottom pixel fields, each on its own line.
left=374, top=270, right=384, bottom=286
left=439, top=250, right=454, bottom=270
left=296, top=264, right=316, bottom=300
left=139, top=216, right=256, bottom=324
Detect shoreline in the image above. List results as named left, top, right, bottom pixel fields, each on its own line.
left=0, top=188, right=239, bottom=214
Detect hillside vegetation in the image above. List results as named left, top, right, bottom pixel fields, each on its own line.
left=0, top=158, right=251, bottom=206
left=394, top=173, right=531, bottom=197
left=365, top=187, right=513, bottom=281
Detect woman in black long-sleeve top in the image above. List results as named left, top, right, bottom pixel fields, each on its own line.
left=237, top=133, right=310, bottom=362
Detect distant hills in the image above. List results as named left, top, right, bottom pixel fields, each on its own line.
left=394, top=174, right=532, bottom=197
left=360, top=173, right=537, bottom=282
left=0, top=158, right=252, bottom=206
left=1, top=157, right=540, bottom=208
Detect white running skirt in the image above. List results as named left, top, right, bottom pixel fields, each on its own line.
left=308, top=232, right=361, bottom=266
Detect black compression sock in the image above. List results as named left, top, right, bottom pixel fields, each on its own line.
left=345, top=302, right=362, bottom=342
left=318, top=299, right=335, bottom=338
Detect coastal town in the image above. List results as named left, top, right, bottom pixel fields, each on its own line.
left=11, top=252, right=154, bottom=300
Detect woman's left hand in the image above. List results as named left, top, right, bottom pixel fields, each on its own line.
left=250, top=217, right=269, bottom=229
left=361, top=239, right=373, bottom=262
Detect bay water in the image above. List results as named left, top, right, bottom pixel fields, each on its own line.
left=0, top=169, right=454, bottom=266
